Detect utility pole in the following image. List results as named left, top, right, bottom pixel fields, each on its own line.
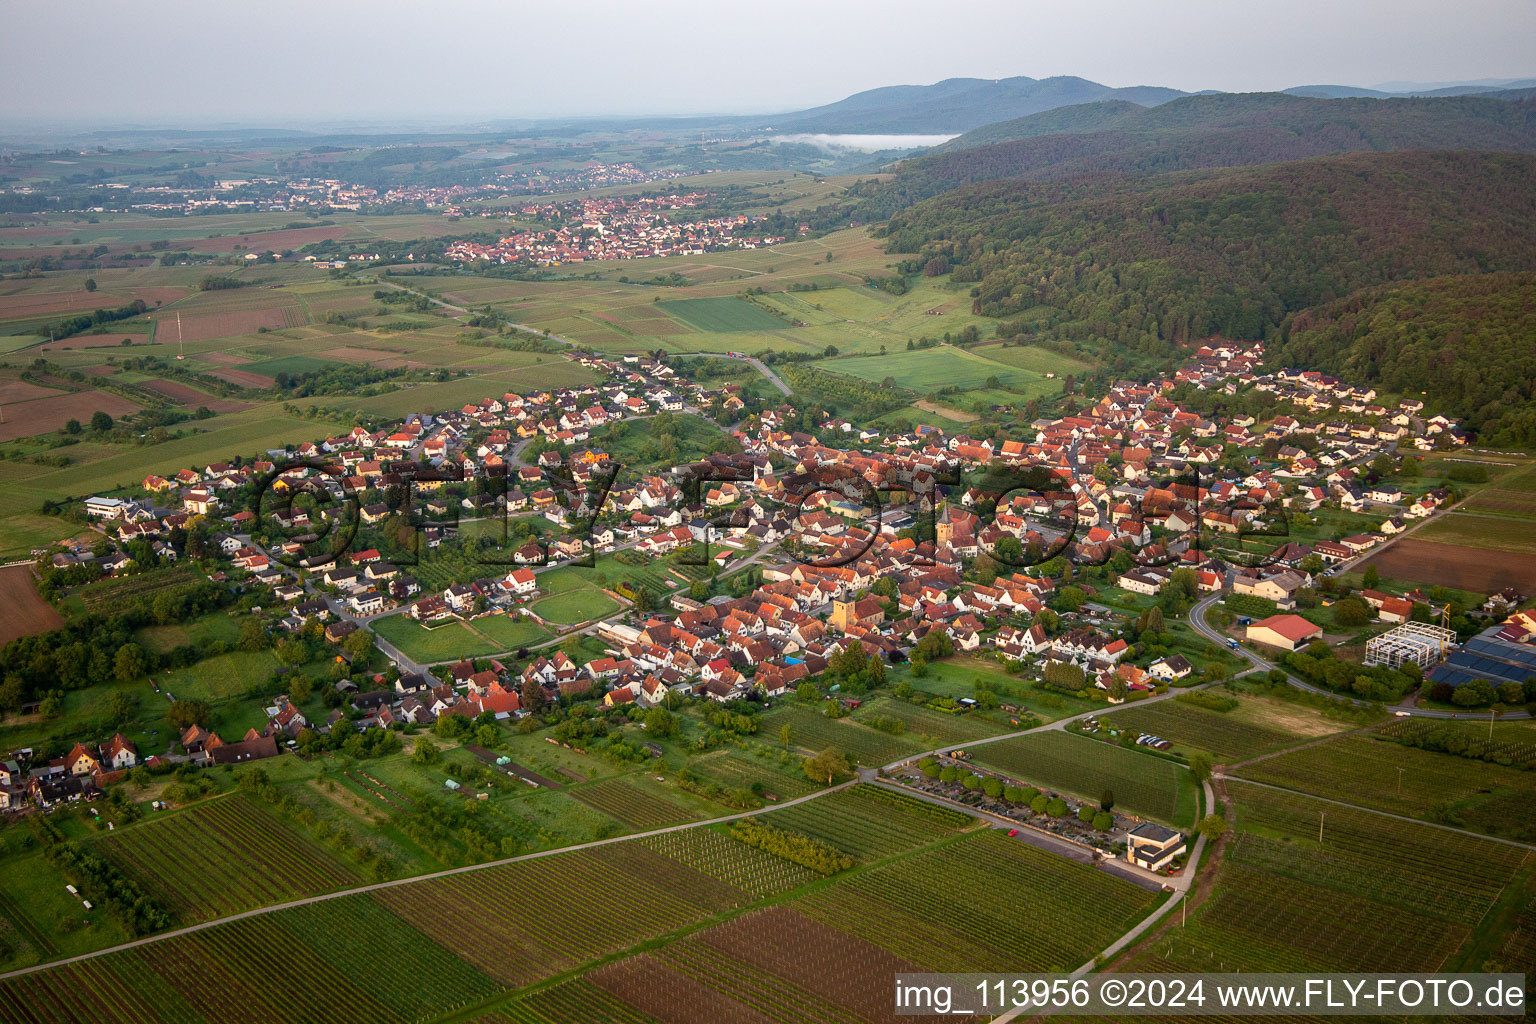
left=1319, top=810, right=1325, bottom=845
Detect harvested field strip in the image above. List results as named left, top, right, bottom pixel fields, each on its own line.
left=797, top=829, right=1159, bottom=973
left=763, top=783, right=969, bottom=861
left=641, top=827, right=818, bottom=897
left=96, top=794, right=359, bottom=919
left=372, top=843, right=750, bottom=987
left=465, top=747, right=558, bottom=787
left=569, top=779, right=696, bottom=829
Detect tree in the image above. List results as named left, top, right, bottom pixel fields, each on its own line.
left=1100, top=789, right=1115, bottom=811
left=166, top=698, right=211, bottom=731
left=1188, top=752, right=1213, bottom=786
left=113, top=642, right=148, bottom=683
left=1362, top=565, right=1380, bottom=590
left=796, top=681, right=819, bottom=703
left=289, top=676, right=312, bottom=706
left=803, top=748, right=850, bottom=786
left=476, top=724, right=499, bottom=748
left=521, top=676, right=547, bottom=714
left=84, top=278, right=97, bottom=292
left=107, top=689, right=137, bottom=727
left=344, top=630, right=374, bottom=663
left=779, top=723, right=793, bottom=750
left=239, top=617, right=270, bottom=651
left=1334, top=596, right=1372, bottom=627
left=644, top=706, right=677, bottom=738
left=64, top=418, right=82, bottom=435
left=1197, top=813, right=1230, bottom=840
left=90, top=411, right=114, bottom=432
left=1054, top=586, right=1085, bottom=612
left=412, top=738, right=440, bottom=765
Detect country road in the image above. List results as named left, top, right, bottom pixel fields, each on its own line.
left=1189, top=590, right=1529, bottom=720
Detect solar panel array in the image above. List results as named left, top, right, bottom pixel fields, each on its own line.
left=1427, top=632, right=1536, bottom=687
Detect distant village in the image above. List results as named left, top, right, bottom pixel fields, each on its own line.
left=21, top=337, right=1534, bottom=812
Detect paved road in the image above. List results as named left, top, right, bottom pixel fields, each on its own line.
left=690, top=352, right=792, bottom=396
left=1190, top=591, right=1529, bottom=720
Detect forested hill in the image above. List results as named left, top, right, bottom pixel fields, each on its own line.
left=879, top=150, right=1536, bottom=359
left=1272, top=272, right=1536, bottom=446
left=861, top=94, right=1536, bottom=216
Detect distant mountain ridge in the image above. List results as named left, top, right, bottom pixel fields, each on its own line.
left=756, top=75, right=1189, bottom=134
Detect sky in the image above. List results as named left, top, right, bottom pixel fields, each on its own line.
left=3, top=0, right=1534, bottom=126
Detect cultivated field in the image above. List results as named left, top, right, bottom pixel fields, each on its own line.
left=0, top=565, right=62, bottom=645
left=1094, top=693, right=1348, bottom=763
left=762, top=704, right=925, bottom=766
left=1358, top=532, right=1536, bottom=592
left=96, top=795, right=360, bottom=920
left=971, top=730, right=1198, bottom=825
left=0, top=387, right=142, bottom=443
left=761, top=783, right=971, bottom=861
left=798, top=828, right=1160, bottom=973
left=568, top=779, right=699, bottom=830
left=1235, top=732, right=1536, bottom=841
left=1128, top=782, right=1534, bottom=977
left=655, top=297, right=789, bottom=332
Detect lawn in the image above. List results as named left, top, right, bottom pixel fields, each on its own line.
left=531, top=588, right=621, bottom=625
left=655, top=296, right=791, bottom=332
left=370, top=615, right=497, bottom=663
left=822, top=345, right=1039, bottom=392
left=237, top=354, right=339, bottom=377
left=466, top=613, right=553, bottom=651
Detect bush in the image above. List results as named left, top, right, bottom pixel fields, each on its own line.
left=1092, top=812, right=1114, bottom=831
left=1046, top=797, right=1068, bottom=817
left=1175, top=691, right=1240, bottom=713
left=1077, top=804, right=1095, bottom=823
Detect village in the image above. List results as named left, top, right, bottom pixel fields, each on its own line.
left=17, top=333, right=1531, bottom=831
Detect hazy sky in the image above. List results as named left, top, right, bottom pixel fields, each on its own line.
left=4, top=0, right=1534, bottom=126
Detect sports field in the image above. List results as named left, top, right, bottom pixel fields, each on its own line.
left=531, top=588, right=621, bottom=625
